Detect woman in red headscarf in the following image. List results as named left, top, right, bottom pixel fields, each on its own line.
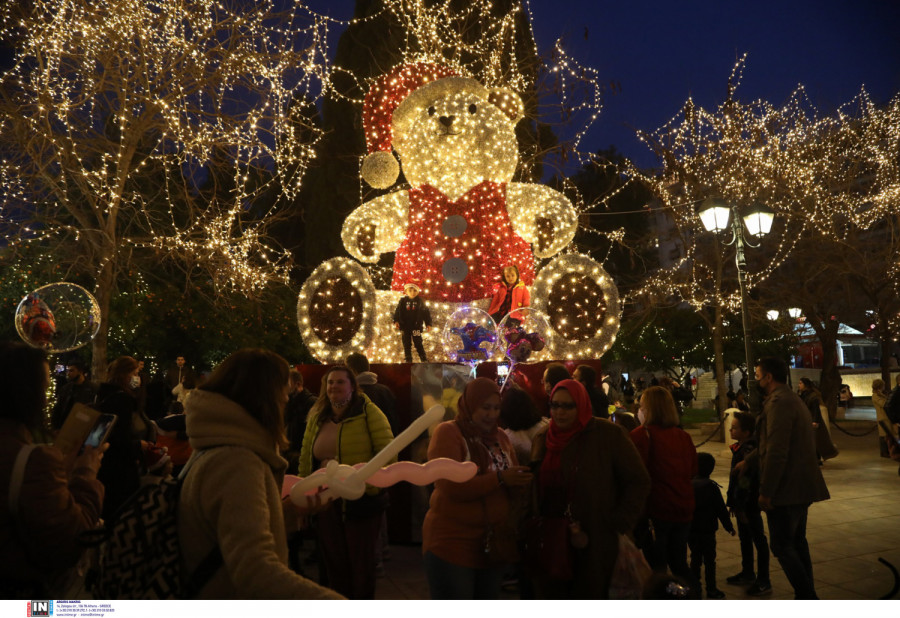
left=423, top=378, right=533, bottom=599
left=528, top=379, right=651, bottom=599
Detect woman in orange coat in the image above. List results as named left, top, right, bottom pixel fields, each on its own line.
left=423, top=378, right=533, bottom=599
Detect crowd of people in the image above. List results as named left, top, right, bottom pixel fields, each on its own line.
left=3, top=340, right=898, bottom=601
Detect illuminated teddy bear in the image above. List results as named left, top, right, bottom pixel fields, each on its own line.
left=342, top=62, right=576, bottom=302
left=297, top=62, right=620, bottom=363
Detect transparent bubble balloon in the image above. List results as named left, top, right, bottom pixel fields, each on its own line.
left=497, top=307, right=552, bottom=364
left=442, top=306, right=497, bottom=366
left=15, top=283, right=101, bottom=353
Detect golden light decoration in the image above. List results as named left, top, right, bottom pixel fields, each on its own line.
left=0, top=0, right=331, bottom=359
left=531, top=254, right=621, bottom=360
left=341, top=59, right=581, bottom=307
left=296, top=258, right=377, bottom=364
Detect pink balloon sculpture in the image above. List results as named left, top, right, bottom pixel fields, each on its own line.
left=288, top=405, right=477, bottom=505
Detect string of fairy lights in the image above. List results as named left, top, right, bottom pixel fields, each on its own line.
left=624, top=56, right=900, bottom=327
left=290, top=1, right=621, bottom=362
left=0, top=0, right=333, bottom=339
left=4, top=1, right=896, bottom=365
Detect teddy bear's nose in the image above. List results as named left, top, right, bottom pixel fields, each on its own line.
left=438, top=115, right=455, bottom=128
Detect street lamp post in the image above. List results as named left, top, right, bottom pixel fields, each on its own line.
left=698, top=198, right=774, bottom=415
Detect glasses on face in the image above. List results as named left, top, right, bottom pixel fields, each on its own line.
left=549, top=401, right=577, bottom=410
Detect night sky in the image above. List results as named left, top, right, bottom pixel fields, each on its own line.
left=528, top=0, right=900, bottom=168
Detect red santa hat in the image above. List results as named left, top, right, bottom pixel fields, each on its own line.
left=360, top=62, right=488, bottom=189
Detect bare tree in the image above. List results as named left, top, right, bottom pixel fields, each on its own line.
left=0, top=0, right=329, bottom=376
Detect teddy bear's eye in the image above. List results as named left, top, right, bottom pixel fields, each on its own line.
left=468, top=103, right=477, bottom=114
left=427, top=106, right=436, bottom=116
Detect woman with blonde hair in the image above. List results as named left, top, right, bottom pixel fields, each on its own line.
left=178, top=349, right=341, bottom=599
left=630, top=386, right=698, bottom=594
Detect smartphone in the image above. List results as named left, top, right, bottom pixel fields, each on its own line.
left=81, top=414, right=117, bottom=452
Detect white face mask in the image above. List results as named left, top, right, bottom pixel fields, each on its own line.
left=130, top=375, right=141, bottom=389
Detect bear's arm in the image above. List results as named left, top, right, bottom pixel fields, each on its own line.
left=506, top=183, right=577, bottom=258
left=341, top=191, right=410, bottom=262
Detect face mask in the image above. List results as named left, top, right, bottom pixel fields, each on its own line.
left=637, top=408, right=646, bottom=425
left=130, top=375, right=141, bottom=389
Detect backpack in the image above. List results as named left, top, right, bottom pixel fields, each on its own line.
left=81, top=451, right=221, bottom=599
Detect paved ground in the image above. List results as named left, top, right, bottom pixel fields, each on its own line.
left=361, top=408, right=900, bottom=601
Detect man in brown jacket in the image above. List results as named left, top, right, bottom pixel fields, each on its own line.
left=753, top=357, right=830, bottom=600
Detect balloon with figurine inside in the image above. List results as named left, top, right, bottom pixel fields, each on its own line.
left=296, top=61, right=620, bottom=365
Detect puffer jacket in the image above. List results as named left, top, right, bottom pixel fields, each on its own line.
left=177, top=390, right=342, bottom=599
left=297, top=394, right=395, bottom=492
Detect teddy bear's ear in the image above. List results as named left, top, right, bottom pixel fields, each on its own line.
left=488, top=88, right=524, bottom=123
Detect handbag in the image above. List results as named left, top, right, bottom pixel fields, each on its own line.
left=609, top=534, right=652, bottom=599
left=523, top=515, right=575, bottom=580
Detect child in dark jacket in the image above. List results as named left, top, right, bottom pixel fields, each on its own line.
left=689, top=452, right=735, bottom=599
left=725, top=411, right=771, bottom=595
left=392, top=283, right=432, bottom=363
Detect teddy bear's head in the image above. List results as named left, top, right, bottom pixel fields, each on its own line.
left=361, top=63, right=524, bottom=200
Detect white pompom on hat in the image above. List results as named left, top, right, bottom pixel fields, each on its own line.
left=360, top=62, right=485, bottom=189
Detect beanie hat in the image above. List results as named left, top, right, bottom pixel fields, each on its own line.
left=403, top=282, right=421, bottom=293
left=360, top=62, right=488, bottom=189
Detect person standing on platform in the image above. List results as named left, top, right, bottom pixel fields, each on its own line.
left=393, top=283, right=432, bottom=363
left=488, top=265, right=530, bottom=326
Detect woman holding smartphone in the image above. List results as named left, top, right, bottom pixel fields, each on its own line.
left=0, top=341, right=106, bottom=597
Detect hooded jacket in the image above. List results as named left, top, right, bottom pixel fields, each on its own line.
left=177, top=390, right=341, bottom=599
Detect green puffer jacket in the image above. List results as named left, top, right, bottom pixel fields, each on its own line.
left=298, top=394, right=395, bottom=495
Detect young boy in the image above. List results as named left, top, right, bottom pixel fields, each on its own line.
left=725, top=411, right=772, bottom=595
left=689, top=452, right=736, bottom=599
left=392, top=283, right=432, bottom=363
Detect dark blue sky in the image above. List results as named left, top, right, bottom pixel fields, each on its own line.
left=528, top=0, right=900, bottom=167
left=307, top=0, right=899, bottom=168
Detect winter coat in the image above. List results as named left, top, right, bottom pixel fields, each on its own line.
left=726, top=437, right=759, bottom=512
left=177, top=390, right=341, bottom=599
left=423, top=420, right=519, bottom=569
left=691, top=477, right=734, bottom=535
left=530, top=418, right=651, bottom=598
left=487, top=280, right=530, bottom=321
left=751, top=383, right=830, bottom=507
left=0, top=419, right=103, bottom=591
left=356, top=372, right=400, bottom=436
left=297, top=394, right=395, bottom=494
left=95, top=382, right=154, bottom=520
left=392, top=295, right=432, bottom=332
left=874, top=389, right=890, bottom=438
left=630, top=424, right=698, bottom=523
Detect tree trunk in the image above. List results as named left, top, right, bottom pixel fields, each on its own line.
left=91, top=252, right=116, bottom=382
left=817, top=319, right=841, bottom=421
left=712, top=305, right=728, bottom=416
